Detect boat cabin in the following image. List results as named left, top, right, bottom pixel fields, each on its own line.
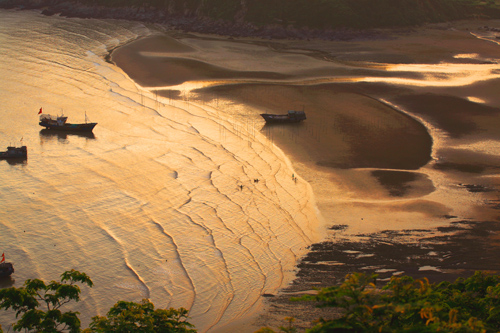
left=40, top=114, right=68, bottom=126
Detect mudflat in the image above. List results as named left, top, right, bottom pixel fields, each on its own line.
left=111, top=20, right=500, bottom=331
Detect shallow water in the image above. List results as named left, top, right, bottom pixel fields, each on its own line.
left=3, top=9, right=500, bottom=332
left=111, top=20, right=500, bottom=330
left=0, top=10, right=322, bottom=332
left=126, top=32, right=500, bottom=237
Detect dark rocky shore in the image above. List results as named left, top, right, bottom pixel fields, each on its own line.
left=0, top=0, right=388, bottom=41
left=258, top=217, right=500, bottom=330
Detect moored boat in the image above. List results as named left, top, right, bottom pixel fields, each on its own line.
left=39, top=112, right=97, bottom=132
left=0, top=253, right=14, bottom=278
left=260, top=110, right=306, bottom=123
left=0, top=145, right=27, bottom=159
left=0, top=263, right=14, bottom=278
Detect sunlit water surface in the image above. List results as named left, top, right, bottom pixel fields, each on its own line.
left=0, top=10, right=322, bottom=332
left=3, top=9, right=500, bottom=332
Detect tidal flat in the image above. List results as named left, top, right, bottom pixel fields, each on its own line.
left=111, top=20, right=500, bottom=330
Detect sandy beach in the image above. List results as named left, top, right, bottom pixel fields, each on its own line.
left=110, top=20, right=500, bottom=331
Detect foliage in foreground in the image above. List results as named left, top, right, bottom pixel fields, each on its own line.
left=83, top=299, right=196, bottom=333
left=0, top=270, right=194, bottom=333
left=0, top=270, right=93, bottom=333
left=3, top=269, right=500, bottom=332
left=297, top=271, right=500, bottom=332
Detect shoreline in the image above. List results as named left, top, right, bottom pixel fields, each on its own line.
left=111, top=16, right=500, bottom=332
left=0, top=0, right=403, bottom=42
left=5, top=7, right=500, bottom=332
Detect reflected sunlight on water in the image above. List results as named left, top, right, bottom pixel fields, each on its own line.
left=3, top=9, right=500, bottom=333
left=0, top=10, right=322, bottom=332
left=374, top=62, right=500, bottom=86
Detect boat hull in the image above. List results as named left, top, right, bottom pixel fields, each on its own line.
left=0, top=262, right=14, bottom=278
left=0, top=146, right=27, bottom=159
left=260, top=114, right=306, bottom=123
left=39, top=121, right=97, bottom=132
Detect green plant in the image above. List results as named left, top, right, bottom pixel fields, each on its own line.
left=84, top=299, right=196, bottom=332
left=279, top=317, right=298, bottom=333
left=0, top=270, right=93, bottom=332
left=0, top=270, right=196, bottom=332
left=297, top=271, right=500, bottom=332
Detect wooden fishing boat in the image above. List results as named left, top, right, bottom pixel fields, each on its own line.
left=0, top=253, right=14, bottom=278
left=260, top=110, right=306, bottom=123
left=0, top=262, right=14, bottom=278
left=39, top=113, right=97, bottom=132
left=0, top=145, right=27, bottom=159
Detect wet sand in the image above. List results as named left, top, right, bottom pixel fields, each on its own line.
left=111, top=20, right=500, bottom=331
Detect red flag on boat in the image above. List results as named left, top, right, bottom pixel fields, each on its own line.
left=38, top=108, right=42, bottom=115
left=0, top=253, right=4, bottom=263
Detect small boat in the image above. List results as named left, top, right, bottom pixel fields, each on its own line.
left=260, top=110, right=306, bottom=123
left=0, top=253, right=14, bottom=278
left=0, top=146, right=27, bottom=159
left=0, top=262, right=14, bottom=278
left=39, top=113, right=97, bottom=132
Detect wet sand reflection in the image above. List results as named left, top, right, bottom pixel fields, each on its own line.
left=111, top=26, right=500, bottom=330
